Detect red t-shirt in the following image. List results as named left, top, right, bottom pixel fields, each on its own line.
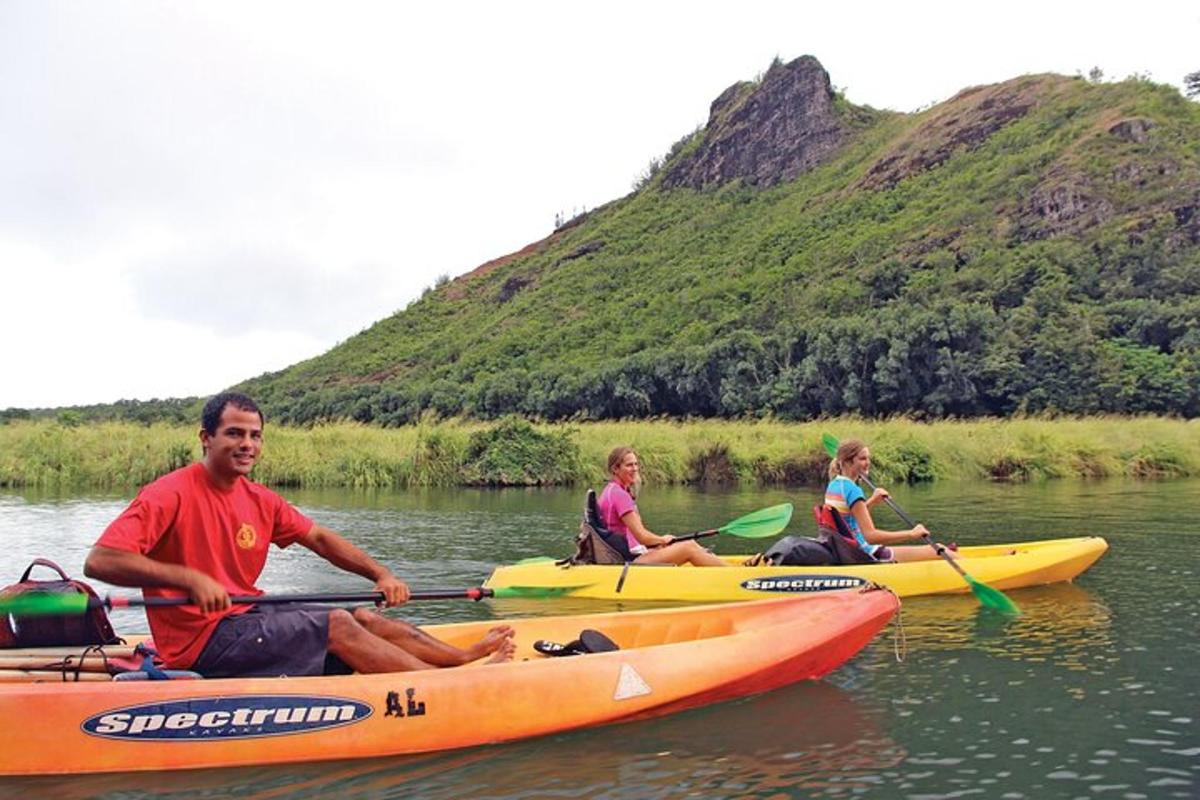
left=97, top=462, right=314, bottom=668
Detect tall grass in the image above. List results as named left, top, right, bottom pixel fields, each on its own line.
left=1, top=416, right=1197, bottom=490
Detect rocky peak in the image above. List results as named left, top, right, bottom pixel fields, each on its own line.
left=662, top=55, right=847, bottom=189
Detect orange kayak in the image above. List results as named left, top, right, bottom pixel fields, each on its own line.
left=0, top=589, right=897, bottom=775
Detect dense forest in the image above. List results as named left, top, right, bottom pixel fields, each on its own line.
left=10, top=58, right=1200, bottom=426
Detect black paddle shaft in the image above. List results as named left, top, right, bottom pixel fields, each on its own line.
left=650, top=530, right=717, bottom=548
left=859, top=474, right=968, bottom=577
left=106, top=588, right=494, bottom=609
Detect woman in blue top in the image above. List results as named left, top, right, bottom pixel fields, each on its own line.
left=825, top=439, right=945, bottom=562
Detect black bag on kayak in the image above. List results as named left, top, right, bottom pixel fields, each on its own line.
left=558, top=490, right=633, bottom=566
left=761, top=535, right=836, bottom=566
left=0, top=558, right=122, bottom=648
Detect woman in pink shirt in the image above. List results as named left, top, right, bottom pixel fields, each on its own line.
left=596, top=447, right=729, bottom=566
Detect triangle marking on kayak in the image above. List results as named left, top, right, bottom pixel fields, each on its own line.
left=613, top=663, right=652, bottom=701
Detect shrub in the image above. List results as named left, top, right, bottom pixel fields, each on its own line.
left=878, top=439, right=939, bottom=483
left=462, top=418, right=583, bottom=486
left=686, top=443, right=738, bottom=485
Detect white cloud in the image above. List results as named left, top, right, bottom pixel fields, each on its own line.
left=1, top=0, right=1196, bottom=408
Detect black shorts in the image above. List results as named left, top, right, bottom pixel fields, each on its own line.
left=189, top=604, right=351, bottom=678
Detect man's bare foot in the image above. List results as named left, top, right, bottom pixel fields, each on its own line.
left=466, top=625, right=515, bottom=661
left=485, top=638, right=517, bottom=664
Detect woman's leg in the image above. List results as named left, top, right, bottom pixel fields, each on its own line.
left=889, top=544, right=953, bottom=562
left=634, top=540, right=728, bottom=566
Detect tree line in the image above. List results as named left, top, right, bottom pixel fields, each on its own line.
left=250, top=300, right=1199, bottom=427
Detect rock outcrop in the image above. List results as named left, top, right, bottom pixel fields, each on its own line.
left=662, top=56, right=848, bottom=189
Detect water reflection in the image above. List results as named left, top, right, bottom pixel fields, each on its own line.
left=897, top=582, right=1114, bottom=668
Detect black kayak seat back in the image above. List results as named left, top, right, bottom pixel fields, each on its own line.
left=557, top=489, right=634, bottom=565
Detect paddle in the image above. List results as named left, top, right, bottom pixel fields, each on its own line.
left=653, top=503, right=794, bottom=547
left=0, top=585, right=577, bottom=617
left=821, top=433, right=1019, bottom=615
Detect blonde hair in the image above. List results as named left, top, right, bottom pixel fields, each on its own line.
left=828, top=439, right=867, bottom=480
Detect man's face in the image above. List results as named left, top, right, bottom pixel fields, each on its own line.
left=201, top=405, right=263, bottom=481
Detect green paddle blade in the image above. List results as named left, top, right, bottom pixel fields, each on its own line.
left=488, top=584, right=593, bottom=599
left=821, top=433, right=839, bottom=458
left=719, top=503, right=794, bottom=538
left=0, top=592, right=92, bottom=617
left=967, top=576, right=1021, bottom=615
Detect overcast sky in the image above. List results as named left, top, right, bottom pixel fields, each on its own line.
left=2, top=1, right=1195, bottom=409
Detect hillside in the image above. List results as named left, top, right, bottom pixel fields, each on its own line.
left=239, top=56, right=1200, bottom=424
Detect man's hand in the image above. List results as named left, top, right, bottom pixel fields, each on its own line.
left=374, top=572, right=411, bottom=607
left=186, top=570, right=231, bottom=613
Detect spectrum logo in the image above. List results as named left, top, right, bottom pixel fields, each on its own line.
left=82, top=695, right=372, bottom=740
left=742, top=575, right=867, bottom=592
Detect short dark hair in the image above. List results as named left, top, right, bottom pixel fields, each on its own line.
left=201, top=392, right=264, bottom=435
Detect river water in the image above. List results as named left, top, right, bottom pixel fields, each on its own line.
left=0, top=478, right=1196, bottom=799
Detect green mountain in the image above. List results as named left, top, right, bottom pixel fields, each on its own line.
left=243, top=56, right=1200, bottom=424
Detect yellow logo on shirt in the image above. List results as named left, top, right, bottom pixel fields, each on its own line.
left=236, top=524, right=257, bottom=549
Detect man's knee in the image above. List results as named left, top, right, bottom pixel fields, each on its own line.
left=326, top=608, right=358, bottom=646
left=351, top=606, right=379, bottom=626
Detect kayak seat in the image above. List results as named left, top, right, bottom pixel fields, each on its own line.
left=556, top=490, right=633, bottom=566
left=813, top=505, right=882, bottom=565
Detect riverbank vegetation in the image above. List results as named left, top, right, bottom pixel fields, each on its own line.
left=1, top=416, right=1196, bottom=490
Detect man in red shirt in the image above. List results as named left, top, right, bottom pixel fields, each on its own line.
left=85, top=392, right=514, bottom=677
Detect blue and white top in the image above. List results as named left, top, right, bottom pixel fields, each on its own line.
left=824, top=475, right=881, bottom=556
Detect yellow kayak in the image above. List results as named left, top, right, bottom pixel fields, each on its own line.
left=484, top=537, right=1108, bottom=601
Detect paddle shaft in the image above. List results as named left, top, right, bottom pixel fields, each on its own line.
left=648, top=504, right=794, bottom=549
left=858, top=473, right=970, bottom=579
left=100, top=588, right=494, bottom=609
left=650, top=530, right=717, bottom=548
